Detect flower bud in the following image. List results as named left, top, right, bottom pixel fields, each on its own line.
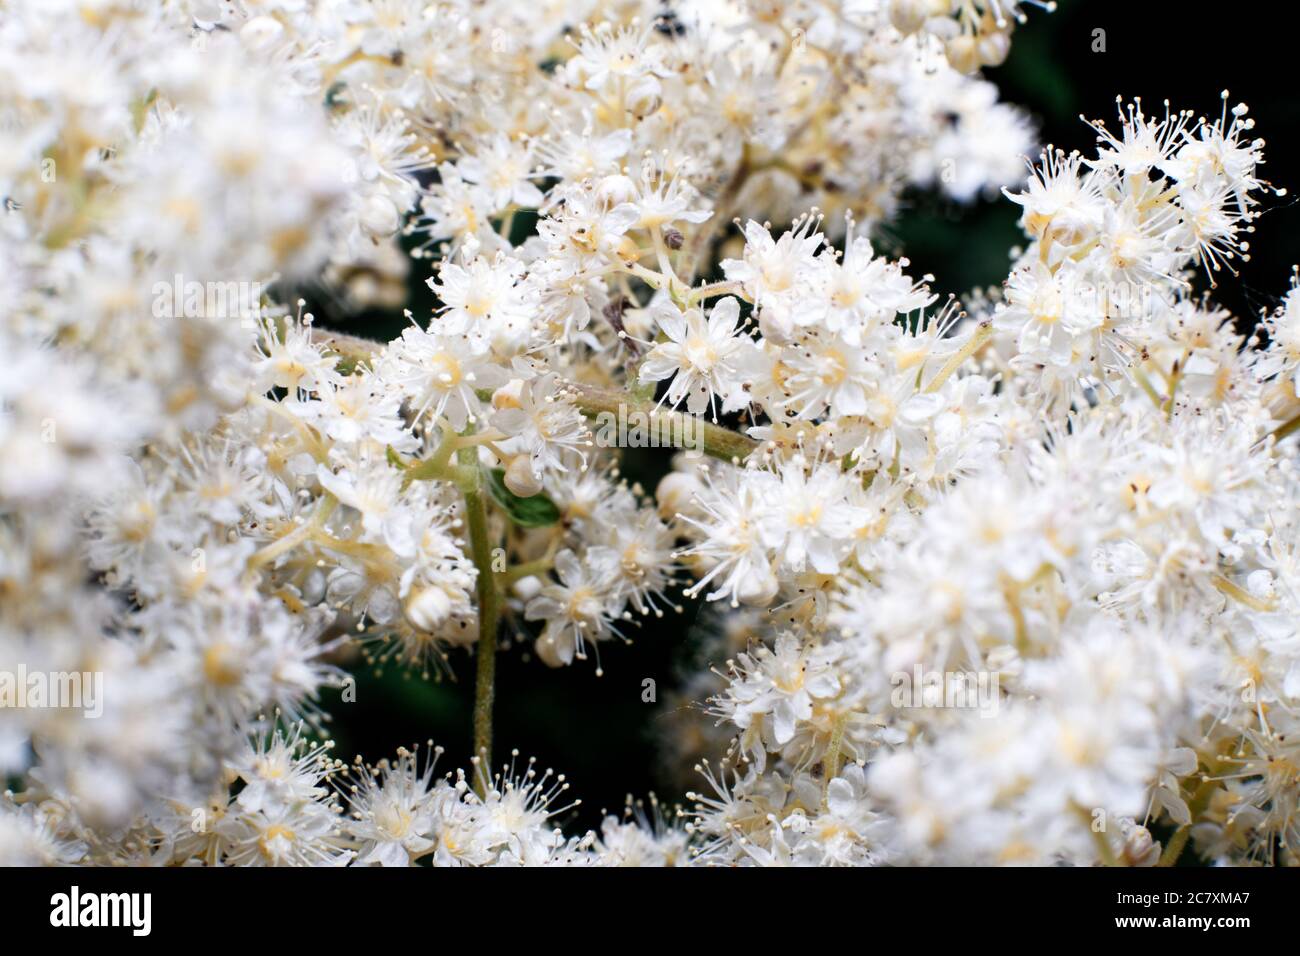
left=615, top=234, right=641, bottom=264
left=890, top=0, right=932, bottom=34
left=945, top=35, right=981, bottom=75
left=655, top=471, right=700, bottom=520
left=190, top=0, right=224, bottom=26
left=359, top=193, right=401, bottom=238
left=511, top=574, right=544, bottom=601
left=441, top=615, right=479, bottom=648
left=504, top=455, right=543, bottom=497
left=1120, top=824, right=1160, bottom=867
left=597, top=174, right=636, bottom=205
left=625, top=83, right=662, bottom=119
left=978, top=30, right=1011, bottom=68
left=535, top=634, right=567, bottom=668
left=405, top=586, right=453, bottom=631
left=736, top=565, right=779, bottom=606
left=491, top=379, right=525, bottom=411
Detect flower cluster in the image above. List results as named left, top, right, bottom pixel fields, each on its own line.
left=1, top=0, right=1297, bottom=869
left=669, top=94, right=1300, bottom=866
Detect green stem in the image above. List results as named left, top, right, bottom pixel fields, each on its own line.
left=1074, top=803, right=1119, bottom=866
left=1132, top=365, right=1165, bottom=410
left=1270, top=411, right=1300, bottom=444
left=686, top=279, right=747, bottom=307
left=457, top=445, right=500, bottom=796
left=1157, top=824, right=1192, bottom=868
left=247, top=494, right=337, bottom=571
left=501, top=556, right=555, bottom=587
left=404, top=430, right=477, bottom=486
left=1092, top=825, right=1120, bottom=867
left=566, top=381, right=759, bottom=463
left=307, top=329, right=761, bottom=464
left=820, top=713, right=848, bottom=810
left=923, top=321, right=992, bottom=394
left=1157, top=749, right=1231, bottom=867
left=1211, top=572, right=1278, bottom=613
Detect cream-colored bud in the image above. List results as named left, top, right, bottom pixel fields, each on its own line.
left=1121, top=824, right=1160, bottom=867
left=359, top=193, right=401, bottom=238
left=736, top=566, right=779, bottom=606
left=504, top=455, right=543, bottom=497
left=655, top=471, right=699, bottom=520
left=405, top=586, right=452, bottom=631
left=535, top=635, right=566, bottom=668
left=945, top=35, right=981, bottom=75
left=890, top=0, right=932, bottom=34
left=978, top=31, right=1012, bottom=68
left=596, top=174, right=636, bottom=205
left=511, top=575, right=544, bottom=601
left=492, top=379, right=525, bottom=411
left=615, top=234, right=642, bottom=265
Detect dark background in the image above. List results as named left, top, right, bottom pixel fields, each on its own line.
left=894, top=1, right=1300, bottom=323
left=313, top=0, right=1300, bottom=830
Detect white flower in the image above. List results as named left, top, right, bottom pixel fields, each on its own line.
left=253, top=317, right=341, bottom=395
left=711, top=633, right=842, bottom=769
left=10, top=0, right=1300, bottom=870
left=722, top=218, right=827, bottom=338
left=565, top=20, right=667, bottom=97
left=490, top=374, right=591, bottom=493
left=341, top=747, right=443, bottom=867
left=524, top=548, right=625, bottom=669
left=628, top=169, right=712, bottom=231
left=230, top=724, right=334, bottom=815
left=428, top=253, right=535, bottom=349
left=819, top=230, right=935, bottom=342
left=767, top=457, right=868, bottom=575
left=219, top=799, right=352, bottom=867
left=316, top=460, right=403, bottom=541
left=1259, top=280, right=1300, bottom=396
left=677, top=464, right=781, bottom=607
left=380, top=326, right=506, bottom=429
left=457, top=134, right=544, bottom=212
left=638, top=297, right=760, bottom=417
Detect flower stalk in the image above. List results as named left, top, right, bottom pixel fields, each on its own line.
left=456, top=442, right=501, bottom=795
left=311, top=328, right=760, bottom=462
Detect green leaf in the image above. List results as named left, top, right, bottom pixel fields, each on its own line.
left=483, top=467, right=560, bottom=528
